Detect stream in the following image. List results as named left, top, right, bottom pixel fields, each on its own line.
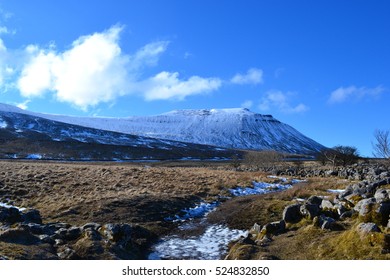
left=148, top=177, right=302, bottom=260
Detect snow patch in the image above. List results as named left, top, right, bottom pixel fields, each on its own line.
left=0, top=117, right=7, bottom=128
left=26, top=154, right=43, bottom=159
left=149, top=225, right=247, bottom=260
left=0, top=202, right=26, bottom=212
left=327, top=189, right=345, bottom=193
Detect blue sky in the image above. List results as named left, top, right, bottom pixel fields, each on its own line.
left=0, top=0, right=389, bottom=156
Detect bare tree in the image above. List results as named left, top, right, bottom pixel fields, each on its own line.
left=317, top=145, right=359, bottom=169
left=372, top=129, right=390, bottom=160
left=244, top=150, right=283, bottom=172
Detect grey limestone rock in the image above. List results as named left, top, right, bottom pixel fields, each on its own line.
left=282, top=204, right=303, bottom=224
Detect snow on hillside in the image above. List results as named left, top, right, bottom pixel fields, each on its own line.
left=0, top=103, right=324, bottom=154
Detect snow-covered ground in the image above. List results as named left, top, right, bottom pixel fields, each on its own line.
left=0, top=202, right=26, bottom=212
left=151, top=180, right=296, bottom=260
left=149, top=225, right=247, bottom=260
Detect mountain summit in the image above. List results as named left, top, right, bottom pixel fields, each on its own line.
left=0, top=104, right=324, bottom=155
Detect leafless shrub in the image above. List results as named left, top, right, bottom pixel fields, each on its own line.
left=244, top=150, right=283, bottom=172
left=372, top=130, right=390, bottom=164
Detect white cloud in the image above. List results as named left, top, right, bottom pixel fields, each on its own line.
left=16, top=100, right=30, bottom=110
left=241, top=100, right=253, bottom=109
left=328, top=85, right=385, bottom=104
left=258, top=90, right=308, bottom=114
left=15, top=25, right=223, bottom=109
left=18, top=25, right=131, bottom=109
left=231, top=68, right=263, bottom=85
left=142, top=71, right=222, bottom=101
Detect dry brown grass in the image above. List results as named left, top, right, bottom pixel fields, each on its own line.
left=0, top=161, right=265, bottom=231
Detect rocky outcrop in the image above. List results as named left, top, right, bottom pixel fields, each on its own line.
left=228, top=166, right=390, bottom=259
left=0, top=205, right=155, bottom=260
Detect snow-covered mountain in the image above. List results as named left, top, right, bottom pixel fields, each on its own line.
left=0, top=104, right=237, bottom=161
left=0, top=104, right=324, bottom=155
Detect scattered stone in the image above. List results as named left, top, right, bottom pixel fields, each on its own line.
left=356, top=222, right=381, bottom=237
left=340, top=210, right=355, bottom=220
left=354, top=198, right=377, bottom=217
left=22, top=209, right=42, bottom=224
left=313, top=215, right=336, bottom=230
left=251, top=223, right=262, bottom=233
left=306, top=195, right=323, bottom=206
left=261, top=220, right=286, bottom=236
left=81, top=222, right=101, bottom=231
left=375, top=189, right=390, bottom=203
left=321, top=199, right=334, bottom=210
left=0, top=206, right=22, bottom=224
left=57, top=246, right=79, bottom=260
left=282, top=204, right=302, bottom=224
left=101, top=223, right=132, bottom=243
left=300, top=203, right=320, bottom=219
left=0, top=227, right=41, bottom=245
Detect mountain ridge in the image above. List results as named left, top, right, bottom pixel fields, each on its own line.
left=0, top=103, right=325, bottom=155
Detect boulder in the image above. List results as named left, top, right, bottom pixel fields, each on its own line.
left=300, top=203, right=320, bottom=219
left=321, top=199, right=334, bottom=210
left=81, top=222, right=101, bottom=231
left=376, top=202, right=390, bottom=225
left=313, top=215, right=336, bottom=230
left=0, top=227, right=41, bottom=245
left=356, top=222, right=381, bottom=237
left=306, top=196, right=323, bottom=205
left=22, top=209, right=42, bottom=224
left=374, top=189, right=390, bottom=203
left=101, top=223, right=132, bottom=243
left=0, top=206, right=22, bottom=224
left=354, top=198, right=377, bottom=217
left=261, top=220, right=286, bottom=236
left=282, top=204, right=303, bottom=224
left=339, top=210, right=355, bottom=220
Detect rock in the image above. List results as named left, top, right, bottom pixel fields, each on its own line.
left=66, top=227, right=82, bottom=241
left=300, top=203, right=320, bottom=219
left=321, top=199, right=334, bottom=210
left=261, top=220, right=286, bottom=236
left=313, top=215, right=336, bottom=230
left=0, top=206, right=22, bottom=224
left=57, top=246, right=80, bottom=260
left=101, top=223, right=132, bottom=243
left=0, top=227, right=41, bottom=245
left=334, top=203, right=347, bottom=216
left=282, top=204, right=303, bottom=224
left=376, top=202, right=390, bottom=225
left=39, top=234, right=55, bottom=245
left=24, top=223, right=45, bottom=235
left=387, top=219, right=390, bottom=228
left=356, top=222, right=381, bottom=237
left=340, top=210, right=355, bottom=220
left=251, top=223, right=262, bottom=233
left=81, top=222, right=101, bottom=231
left=306, top=196, right=323, bottom=205
left=22, top=209, right=42, bottom=224
left=344, top=193, right=362, bottom=205
left=354, top=198, right=377, bottom=217
left=374, top=189, right=390, bottom=203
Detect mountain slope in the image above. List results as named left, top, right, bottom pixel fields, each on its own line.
left=0, top=108, right=238, bottom=161
left=0, top=104, right=325, bottom=155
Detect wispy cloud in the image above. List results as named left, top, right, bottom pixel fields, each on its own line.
left=141, top=71, right=222, bottom=101
left=231, top=68, right=263, bottom=85
left=241, top=100, right=253, bottom=109
left=328, top=85, right=385, bottom=104
left=258, top=90, right=308, bottom=114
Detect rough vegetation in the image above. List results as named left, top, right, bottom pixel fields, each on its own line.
left=1, top=160, right=389, bottom=260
